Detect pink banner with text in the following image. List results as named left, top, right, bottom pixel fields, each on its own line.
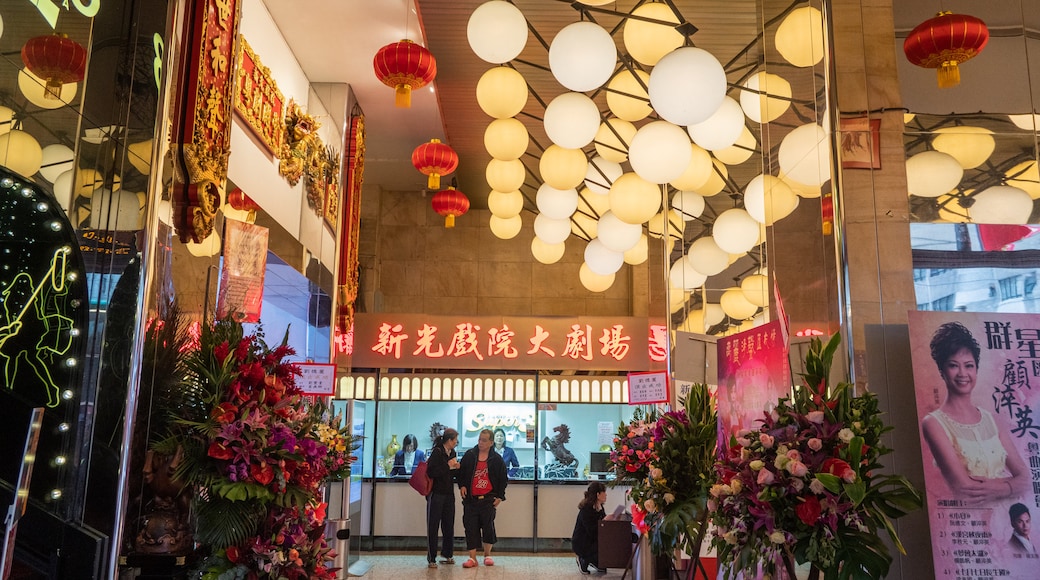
left=716, top=320, right=791, bottom=450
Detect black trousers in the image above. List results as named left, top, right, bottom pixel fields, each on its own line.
left=462, top=496, right=498, bottom=550
left=426, top=492, right=455, bottom=562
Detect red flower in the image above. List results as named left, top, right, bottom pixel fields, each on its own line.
left=235, top=337, right=252, bottom=361
left=212, top=402, right=238, bottom=423
left=312, top=502, right=328, bottom=525
left=214, top=341, right=231, bottom=364
left=225, top=545, right=241, bottom=563
left=251, top=462, right=275, bottom=485
left=207, top=441, right=234, bottom=460
left=795, top=495, right=822, bottom=525
left=822, top=458, right=855, bottom=482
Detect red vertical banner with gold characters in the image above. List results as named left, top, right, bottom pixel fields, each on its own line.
left=171, top=0, right=240, bottom=243
left=334, top=108, right=365, bottom=357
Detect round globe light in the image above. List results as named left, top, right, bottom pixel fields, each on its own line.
left=704, top=303, right=725, bottom=326
left=0, top=106, right=13, bottom=135
left=648, top=47, right=727, bottom=126
left=90, top=188, right=142, bottom=230
left=781, top=172, right=821, bottom=198
left=186, top=230, right=221, bottom=258
left=721, top=287, right=758, bottom=320
left=740, top=72, right=792, bottom=124
left=484, top=118, right=529, bottom=160
left=609, top=172, right=661, bottom=224
left=688, top=236, right=729, bottom=276
left=476, top=67, right=529, bottom=119
left=468, top=0, right=528, bottom=64
left=1005, top=160, right=1040, bottom=199
left=714, top=126, right=758, bottom=166
left=544, top=92, right=601, bottom=149
left=0, top=130, right=43, bottom=177
left=539, top=145, right=588, bottom=190
left=39, top=144, right=74, bottom=183
left=578, top=187, right=611, bottom=216
left=970, top=186, right=1033, bottom=224
left=741, top=274, right=769, bottom=307
left=932, top=126, right=995, bottom=170
left=774, top=6, right=825, bottom=67
left=536, top=184, right=579, bottom=220
left=623, top=234, right=649, bottom=265
left=486, top=158, right=527, bottom=191
left=628, top=121, right=692, bottom=184
left=534, top=213, right=572, bottom=244
left=572, top=211, right=599, bottom=238
left=606, top=69, right=652, bottom=122
left=531, top=237, right=566, bottom=264
left=679, top=309, right=706, bottom=333
left=647, top=209, right=684, bottom=240
left=713, top=208, right=760, bottom=254
left=585, top=238, right=624, bottom=275
left=778, top=123, right=831, bottom=188
left=52, top=170, right=74, bottom=211
left=69, top=168, right=118, bottom=196
left=19, top=69, right=77, bottom=110
left=549, top=21, right=617, bottom=92
left=669, top=283, right=690, bottom=313
left=1008, top=114, right=1040, bottom=131
left=905, top=150, right=963, bottom=198
left=669, top=143, right=713, bottom=191
left=936, top=193, right=971, bottom=223
left=584, top=156, right=623, bottom=195
left=598, top=210, right=643, bottom=252
left=127, top=140, right=153, bottom=175
left=594, top=118, right=637, bottom=163
left=688, top=96, right=745, bottom=151
left=488, top=189, right=524, bottom=217
left=672, top=190, right=705, bottom=221
left=623, top=2, right=683, bottom=66
left=579, top=263, right=615, bottom=292
left=669, top=256, right=708, bottom=290
left=693, top=159, right=728, bottom=196
left=490, top=214, right=523, bottom=239
left=744, top=174, right=798, bottom=225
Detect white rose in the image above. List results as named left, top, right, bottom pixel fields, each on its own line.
left=664, top=493, right=675, bottom=504
left=749, top=460, right=765, bottom=471
left=769, top=531, right=786, bottom=544
left=838, top=428, right=855, bottom=443
left=809, top=478, right=826, bottom=494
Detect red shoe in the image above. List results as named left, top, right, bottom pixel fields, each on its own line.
left=484, top=557, right=494, bottom=566
left=463, top=559, right=478, bottom=569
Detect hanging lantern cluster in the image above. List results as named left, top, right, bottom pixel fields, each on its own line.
left=411, top=139, right=458, bottom=189
left=903, top=12, right=989, bottom=89
left=21, top=34, right=88, bottom=99
left=432, top=187, right=470, bottom=228
left=373, top=40, right=437, bottom=107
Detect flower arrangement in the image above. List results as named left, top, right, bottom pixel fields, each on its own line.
left=608, top=408, right=657, bottom=481
left=709, top=333, right=922, bottom=580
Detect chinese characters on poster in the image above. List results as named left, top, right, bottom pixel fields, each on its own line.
left=716, top=320, right=791, bottom=449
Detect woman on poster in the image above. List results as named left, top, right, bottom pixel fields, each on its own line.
left=921, top=322, right=1029, bottom=504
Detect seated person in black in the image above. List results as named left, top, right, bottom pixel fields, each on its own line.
left=572, top=481, right=608, bottom=575
left=390, top=434, right=427, bottom=476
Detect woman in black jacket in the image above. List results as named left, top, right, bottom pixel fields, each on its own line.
left=572, top=481, right=607, bottom=575
left=425, top=428, right=460, bottom=568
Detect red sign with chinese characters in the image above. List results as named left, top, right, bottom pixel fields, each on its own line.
left=352, top=313, right=666, bottom=371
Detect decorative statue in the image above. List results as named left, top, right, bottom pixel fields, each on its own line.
left=541, top=424, right=578, bottom=479
left=278, top=99, right=322, bottom=187
left=133, top=448, right=192, bottom=554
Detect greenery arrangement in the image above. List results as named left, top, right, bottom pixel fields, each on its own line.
left=709, top=333, right=922, bottom=580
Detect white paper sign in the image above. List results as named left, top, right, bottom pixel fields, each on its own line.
left=627, top=370, right=669, bottom=404
left=297, top=363, right=336, bottom=395
left=597, top=421, right=616, bottom=447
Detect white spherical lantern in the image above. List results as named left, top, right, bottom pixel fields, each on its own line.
left=19, top=69, right=76, bottom=110
left=549, top=21, right=617, bottom=92
left=781, top=172, right=821, bottom=198
left=705, top=303, right=726, bottom=326
left=624, top=234, right=649, bottom=265
left=532, top=237, right=566, bottom=264
left=741, top=274, right=769, bottom=307
left=740, top=72, right=792, bottom=124
left=936, top=193, right=971, bottom=223
left=693, top=159, right=728, bottom=197
left=687, top=236, right=729, bottom=276
left=744, top=174, right=798, bottom=225
left=672, top=190, right=705, bottom=221
left=714, top=126, right=757, bottom=166
left=0, top=106, right=12, bottom=135
left=476, top=67, right=529, bottom=119
left=584, top=238, right=624, bottom=275
left=0, top=130, right=43, bottom=177
left=687, top=96, right=745, bottom=151
left=623, top=2, right=683, bottom=66
left=970, top=186, right=1033, bottom=224
left=778, top=123, right=831, bottom=187
left=484, top=118, right=529, bottom=160
left=606, top=69, right=652, bottom=122
left=594, top=118, right=636, bottom=163
left=127, top=139, right=153, bottom=175
left=90, top=188, right=142, bottom=230
left=490, top=214, right=523, bottom=239
left=721, top=287, right=758, bottom=320
left=584, top=156, right=623, bottom=195
left=539, top=145, right=588, bottom=190
left=609, top=172, right=661, bottom=224
left=932, top=127, right=995, bottom=170
left=536, top=184, right=579, bottom=220
left=52, top=170, right=74, bottom=211
left=186, top=230, right=221, bottom=258
left=488, top=189, right=524, bottom=218
left=648, top=47, right=727, bottom=126
left=580, top=263, right=615, bottom=292
left=39, top=144, right=74, bottom=183
left=679, top=309, right=706, bottom=333
left=669, top=143, right=713, bottom=191
left=534, top=213, right=572, bottom=244
left=468, top=1, right=528, bottom=64
left=628, top=121, right=692, bottom=184
left=1009, top=114, right=1040, bottom=131
left=713, top=208, right=759, bottom=254
left=774, top=7, right=825, bottom=67
left=598, top=211, right=643, bottom=252
left=1006, top=160, right=1040, bottom=199
left=544, top=92, right=601, bottom=149
left=487, top=158, right=527, bottom=191
left=669, top=256, right=708, bottom=290
left=905, top=150, right=963, bottom=198
left=647, top=209, right=684, bottom=240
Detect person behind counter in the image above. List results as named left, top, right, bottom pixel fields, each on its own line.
left=458, top=429, right=508, bottom=568
left=571, top=481, right=607, bottom=575
left=390, top=434, right=426, bottom=476
left=426, top=428, right=461, bottom=569
left=493, top=428, right=519, bottom=471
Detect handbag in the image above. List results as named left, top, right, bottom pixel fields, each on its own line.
left=409, top=460, right=433, bottom=496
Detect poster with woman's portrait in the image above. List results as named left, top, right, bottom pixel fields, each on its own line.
left=909, top=311, right=1040, bottom=579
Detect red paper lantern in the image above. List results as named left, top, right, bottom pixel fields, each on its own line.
left=373, top=40, right=437, bottom=108
left=21, top=34, right=87, bottom=99
left=903, top=12, right=988, bottom=89
left=412, top=139, right=458, bottom=190
left=431, top=187, right=469, bottom=228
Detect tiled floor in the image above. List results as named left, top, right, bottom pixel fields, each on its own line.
left=349, top=552, right=620, bottom=580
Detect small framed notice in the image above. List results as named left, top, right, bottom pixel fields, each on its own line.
left=627, top=370, right=669, bottom=405
left=297, top=363, right=336, bottom=396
